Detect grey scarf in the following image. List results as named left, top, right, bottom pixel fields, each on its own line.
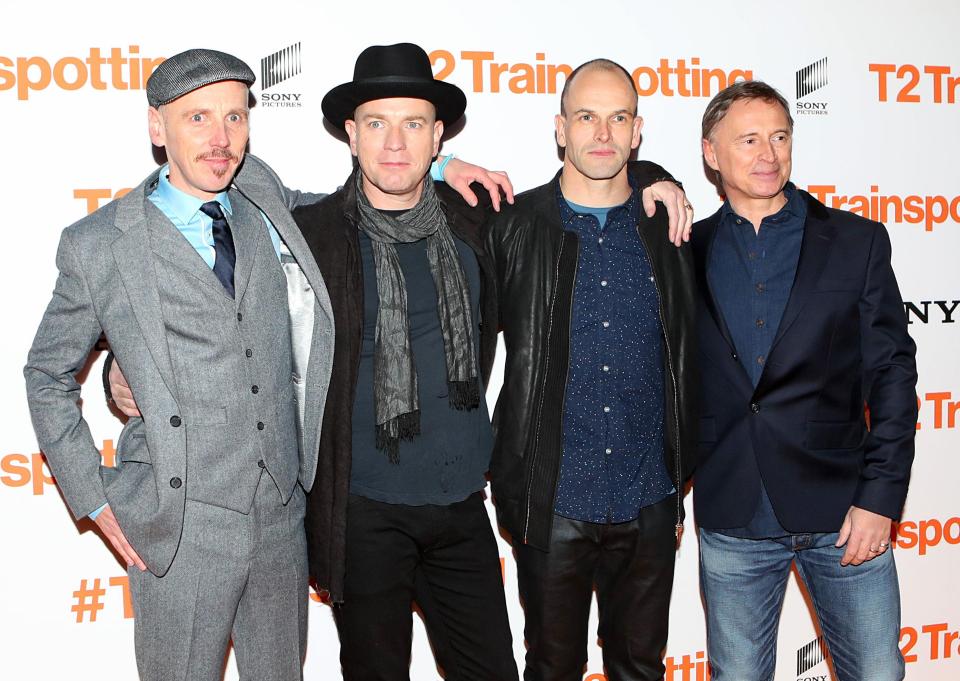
left=354, top=171, right=480, bottom=462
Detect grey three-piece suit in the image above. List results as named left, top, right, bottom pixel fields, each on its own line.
left=24, top=155, right=334, bottom=680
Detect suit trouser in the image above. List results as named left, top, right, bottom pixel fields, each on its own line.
left=128, top=473, right=308, bottom=681
left=514, top=495, right=677, bottom=681
left=334, top=492, right=519, bottom=681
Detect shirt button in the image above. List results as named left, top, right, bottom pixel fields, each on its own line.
left=245, top=349, right=253, bottom=358
left=600, top=280, right=608, bottom=287
left=602, top=365, right=610, bottom=372
left=251, top=385, right=259, bottom=394
left=605, top=448, right=612, bottom=455
left=603, top=406, right=611, bottom=413
left=757, top=355, right=765, bottom=365
left=748, top=251, right=757, bottom=260
left=598, top=237, right=604, bottom=244
left=756, top=318, right=765, bottom=328
left=750, top=402, right=761, bottom=413
left=602, top=321, right=610, bottom=328
left=169, top=415, right=181, bottom=427
left=736, top=218, right=744, bottom=225
left=257, top=459, right=266, bottom=469
left=237, top=312, right=243, bottom=322
left=756, top=283, right=765, bottom=294
left=257, top=421, right=265, bottom=431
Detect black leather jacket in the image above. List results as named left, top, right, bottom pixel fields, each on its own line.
left=485, top=162, right=698, bottom=550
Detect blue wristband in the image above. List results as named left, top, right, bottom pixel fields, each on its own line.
left=432, top=153, right=455, bottom=182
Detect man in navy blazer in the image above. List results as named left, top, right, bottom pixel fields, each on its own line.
left=691, top=81, right=917, bottom=681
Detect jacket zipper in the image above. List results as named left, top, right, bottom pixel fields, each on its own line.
left=636, top=228, right=684, bottom=541
left=523, top=234, right=572, bottom=543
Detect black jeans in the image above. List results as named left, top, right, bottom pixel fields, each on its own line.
left=334, top=492, right=518, bottom=681
left=515, top=495, right=677, bottom=681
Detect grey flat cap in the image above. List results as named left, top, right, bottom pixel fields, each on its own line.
left=146, top=48, right=255, bottom=107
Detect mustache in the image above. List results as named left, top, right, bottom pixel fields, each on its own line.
left=195, top=149, right=238, bottom=163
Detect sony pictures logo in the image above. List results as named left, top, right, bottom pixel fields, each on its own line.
left=795, top=57, right=829, bottom=116
left=260, top=42, right=303, bottom=108
left=795, top=636, right=830, bottom=680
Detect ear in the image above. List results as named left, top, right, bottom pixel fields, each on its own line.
left=147, top=107, right=165, bottom=147
left=554, top=113, right=567, bottom=148
left=631, top=115, right=644, bottom=149
left=432, top=120, right=443, bottom=157
left=344, top=119, right=358, bottom=156
left=702, top=137, right=720, bottom=172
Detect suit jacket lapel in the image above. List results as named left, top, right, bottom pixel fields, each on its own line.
left=228, top=190, right=263, bottom=305
left=111, top=177, right=180, bottom=399
left=231, top=178, right=335, bottom=329
left=767, top=206, right=836, bottom=354
left=693, top=213, right=739, bottom=354
left=144, top=200, right=227, bottom=296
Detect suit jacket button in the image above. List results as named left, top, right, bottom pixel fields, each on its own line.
left=245, top=349, right=253, bottom=358
left=170, top=415, right=182, bottom=427
left=750, top=402, right=760, bottom=413
left=169, top=477, right=182, bottom=489
left=251, top=385, right=259, bottom=394
left=257, top=421, right=265, bottom=431
left=257, top=459, right=266, bottom=469
left=237, top=312, right=243, bottom=322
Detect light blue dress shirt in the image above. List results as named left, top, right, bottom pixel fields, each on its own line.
left=148, top=166, right=282, bottom=264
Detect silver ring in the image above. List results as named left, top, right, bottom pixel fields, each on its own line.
left=868, top=547, right=879, bottom=553
left=879, top=542, right=889, bottom=549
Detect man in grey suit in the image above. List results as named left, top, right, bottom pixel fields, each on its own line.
left=24, top=50, right=335, bottom=680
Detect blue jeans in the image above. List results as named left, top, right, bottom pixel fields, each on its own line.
left=699, top=529, right=904, bottom=681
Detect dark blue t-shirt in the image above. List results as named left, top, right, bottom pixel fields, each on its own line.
left=349, top=229, right=492, bottom=505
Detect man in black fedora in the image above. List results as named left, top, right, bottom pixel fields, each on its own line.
left=293, top=42, right=517, bottom=680
left=293, top=43, right=690, bottom=681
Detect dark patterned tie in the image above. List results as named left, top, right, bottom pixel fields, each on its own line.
left=199, top=200, right=236, bottom=298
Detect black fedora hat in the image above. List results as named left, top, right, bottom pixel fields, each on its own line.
left=321, top=43, right=466, bottom=129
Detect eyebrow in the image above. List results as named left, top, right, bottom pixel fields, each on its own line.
left=571, top=108, right=635, bottom=117
left=734, top=128, right=791, bottom=140
left=362, top=112, right=429, bottom=123
left=178, top=107, right=248, bottom=118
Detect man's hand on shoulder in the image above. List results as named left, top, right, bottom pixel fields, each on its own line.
left=836, top=505, right=893, bottom=566
left=442, top=157, right=514, bottom=212
left=94, top=505, right=147, bottom=571
left=641, top=180, right=694, bottom=247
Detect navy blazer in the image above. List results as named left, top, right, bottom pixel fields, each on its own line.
left=691, top=190, right=918, bottom=533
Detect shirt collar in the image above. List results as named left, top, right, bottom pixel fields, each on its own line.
left=555, top=179, right=638, bottom=226
left=720, top=181, right=804, bottom=226
left=154, top=165, right=233, bottom=224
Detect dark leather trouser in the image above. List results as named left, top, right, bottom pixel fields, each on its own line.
left=515, top=495, right=678, bottom=681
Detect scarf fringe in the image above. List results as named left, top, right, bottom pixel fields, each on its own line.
left=448, top=379, right=480, bottom=410
left=376, top=411, right=422, bottom=464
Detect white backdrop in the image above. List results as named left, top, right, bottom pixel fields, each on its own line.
left=2, top=2, right=958, bottom=679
